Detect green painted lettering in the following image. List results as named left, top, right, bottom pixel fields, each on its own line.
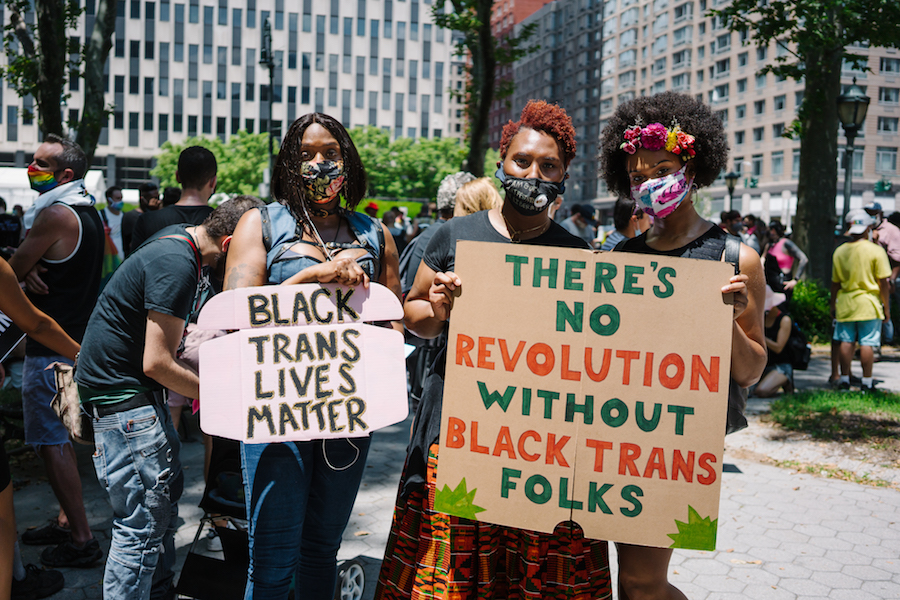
left=505, top=255, right=529, bottom=286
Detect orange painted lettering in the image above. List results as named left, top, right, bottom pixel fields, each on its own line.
left=445, top=417, right=465, bottom=449
left=456, top=334, right=474, bottom=367
left=470, top=421, right=489, bottom=454
left=518, top=430, right=541, bottom=462
left=585, top=348, right=611, bottom=382
left=698, top=452, right=717, bottom=485
left=492, top=426, right=516, bottom=459
left=477, top=337, right=496, bottom=370
left=499, top=339, right=526, bottom=371
left=585, top=438, right=613, bottom=472
left=545, top=433, right=571, bottom=467
left=619, top=442, right=641, bottom=476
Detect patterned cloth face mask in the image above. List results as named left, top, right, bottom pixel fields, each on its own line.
left=301, top=160, right=346, bottom=204
left=630, top=164, right=694, bottom=219
left=494, top=167, right=565, bottom=217
left=28, top=164, right=60, bottom=193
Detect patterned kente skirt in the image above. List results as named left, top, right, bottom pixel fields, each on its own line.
left=375, top=444, right=612, bottom=600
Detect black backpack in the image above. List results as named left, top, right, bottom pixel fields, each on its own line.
left=784, top=318, right=812, bottom=370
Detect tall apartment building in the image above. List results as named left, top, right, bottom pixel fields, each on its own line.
left=0, top=0, right=456, bottom=189
left=512, top=0, right=606, bottom=203
left=487, top=0, right=553, bottom=148
left=512, top=0, right=900, bottom=223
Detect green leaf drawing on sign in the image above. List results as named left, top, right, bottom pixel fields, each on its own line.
left=667, top=506, right=717, bottom=551
left=434, top=478, right=487, bottom=520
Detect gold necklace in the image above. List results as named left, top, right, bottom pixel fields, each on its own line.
left=501, top=211, right=550, bottom=243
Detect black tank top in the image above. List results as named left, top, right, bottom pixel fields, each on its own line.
left=616, top=224, right=728, bottom=260
left=26, top=204, right=104, bottom=355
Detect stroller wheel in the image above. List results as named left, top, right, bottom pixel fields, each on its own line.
left=334, top=558, right=365, bottom=600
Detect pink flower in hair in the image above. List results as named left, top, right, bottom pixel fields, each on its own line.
left=641, top=123, right=668, bottom=151
left=621, top=141, right=638, bottom=154
left=623, top=126, right=642, bottom=143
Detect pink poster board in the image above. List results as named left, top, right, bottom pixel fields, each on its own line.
left=197, top=283, right=408, bottom=443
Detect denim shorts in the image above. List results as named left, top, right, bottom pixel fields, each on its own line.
left=834, top=319, right=882, bottom=346
left=764, top=362, right=793, bottom=379
left=22, top=354, right=73, bottom=447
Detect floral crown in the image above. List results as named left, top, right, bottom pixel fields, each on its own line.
left=620, top=119, right=696, bottom=160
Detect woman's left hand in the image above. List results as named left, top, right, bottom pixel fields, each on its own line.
left=722, top=273, right=750, bottom=320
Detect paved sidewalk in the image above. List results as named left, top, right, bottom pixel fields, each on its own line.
left=10, top=348, right=900, bottom=599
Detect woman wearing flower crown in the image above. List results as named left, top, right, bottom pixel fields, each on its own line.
left=224, top=112, right=403, bottom=600
left=599, top=92, right=767, bottom=599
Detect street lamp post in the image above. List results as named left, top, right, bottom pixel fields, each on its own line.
left=259, top=18, right=275, bottom=196
left=724, top=171, right=740, bottom=212
left=836, top=78, right=870, bottom=228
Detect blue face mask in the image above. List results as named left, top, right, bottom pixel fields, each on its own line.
left=108, top=199, right=124, bottom=211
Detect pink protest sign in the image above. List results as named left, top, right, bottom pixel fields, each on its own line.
left=196, top=283, right=403, bottom=330
left=197, top=283, right=408, bottom=443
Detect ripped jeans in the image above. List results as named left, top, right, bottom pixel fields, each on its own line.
left=91, top=401, right=183, bottom=600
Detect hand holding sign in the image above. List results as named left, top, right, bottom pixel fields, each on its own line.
left=196, top=282, right=408, bottom=444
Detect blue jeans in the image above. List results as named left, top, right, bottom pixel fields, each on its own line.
left=241, top=437, right=371, bottom=600
left=91, top=400, right=182, bottom=600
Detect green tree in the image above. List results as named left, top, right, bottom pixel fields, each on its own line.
left=711, top=0, right=900, bottom=285
left=1, top=0, right=116, bottom=163
left=432, top=1, right=537, bottom=177
left=350, top=127, right=468, bottom=199
left=151, top=132, right=272, bottom=196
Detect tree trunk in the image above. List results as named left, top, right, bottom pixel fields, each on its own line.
left=77, top=0, right=116, bottom=164
left=465, top=0, right=495, bottom=178
left=33, top=0, right=65, bottom=137
left=793, top=45, right=843, bottom=287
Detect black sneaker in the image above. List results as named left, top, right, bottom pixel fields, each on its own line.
left=21, top=520, right=71, bottom=546
left=11, top=564, right=65, bottom=600
left=40, top=538, right=103, bottom=568
left=838, top=381, right=851, bottom=390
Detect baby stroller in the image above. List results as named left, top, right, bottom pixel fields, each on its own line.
left=175, top=436, right=367, bottom=600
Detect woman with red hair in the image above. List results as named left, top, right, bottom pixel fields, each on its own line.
left=374, top=101, right=612, bottom=600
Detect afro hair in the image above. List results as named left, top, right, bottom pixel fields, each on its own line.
left=599, top=92, right=729, bottom=198
left=500, top=100, right=577, bottom=167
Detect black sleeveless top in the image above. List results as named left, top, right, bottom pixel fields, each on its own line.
left=616, top=224, right=729, bottom=259
left=27, top=204, right=104, bottom=355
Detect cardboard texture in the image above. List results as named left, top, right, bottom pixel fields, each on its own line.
left=197, top=283, right=408, bottom=443
left=435, top=241, right=734, bottom=550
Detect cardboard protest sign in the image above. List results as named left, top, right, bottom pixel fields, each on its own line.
left=197, top=283, right=407, bottom=443
left=435, top=241, right=734, bottom=550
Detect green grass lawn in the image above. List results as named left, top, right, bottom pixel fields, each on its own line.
left=769, top=389, right=900, bottom=443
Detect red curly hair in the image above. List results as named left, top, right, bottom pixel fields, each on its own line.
left=499, top=100, right=577, bottom=167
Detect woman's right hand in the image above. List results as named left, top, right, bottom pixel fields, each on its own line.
left=314, top=257, right=370, bottom=288
left=429, top=271, right=461, bottom=322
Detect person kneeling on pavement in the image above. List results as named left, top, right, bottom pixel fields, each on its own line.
left=74, top=196, right=263, bottom=600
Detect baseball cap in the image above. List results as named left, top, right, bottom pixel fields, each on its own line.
left=863, top=201, right=882, bottom=214
left=846, top=209, right=875, bottom=235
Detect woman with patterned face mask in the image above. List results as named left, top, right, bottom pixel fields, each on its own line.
left=375, top=100, right=613, bottom=600
left=224, top=113, right=402, bottom=600
left=599, top=92, right=767, bottom=600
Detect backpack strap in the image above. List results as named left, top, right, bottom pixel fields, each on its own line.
left=98, top=208, right=108, bottom=226
left=259, top=205, right=273, bottom=252
left=723, top=233, right=741, bottom=275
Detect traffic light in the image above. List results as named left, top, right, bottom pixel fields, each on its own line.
left=875, top=178, right=893, bottom=193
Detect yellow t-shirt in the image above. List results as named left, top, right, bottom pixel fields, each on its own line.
left=832, top=239, right=892, bottom=321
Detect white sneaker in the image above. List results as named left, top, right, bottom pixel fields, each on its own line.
left=205, top=528, right=223, bottom=552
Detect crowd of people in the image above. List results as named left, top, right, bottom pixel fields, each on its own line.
left=0, top=89, right=893, bottom=600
